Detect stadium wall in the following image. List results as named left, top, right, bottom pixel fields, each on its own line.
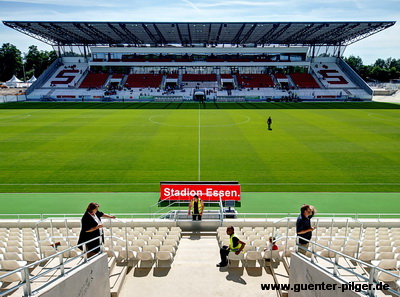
left=37, top=253, right=110, bottom=297
left=289, top=253, right=363, bottom=297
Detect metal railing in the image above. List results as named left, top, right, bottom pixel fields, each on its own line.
left=0, top=236, right=104, bottom=297
left=297, top=237, right=400, bottom=297
left=0, top=212, right=399, bottom=222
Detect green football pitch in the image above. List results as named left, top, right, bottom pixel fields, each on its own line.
left=0, top=101, right=399, bottom=214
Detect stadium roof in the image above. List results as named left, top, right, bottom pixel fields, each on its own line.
left=3, top=21, right=395, bottom=47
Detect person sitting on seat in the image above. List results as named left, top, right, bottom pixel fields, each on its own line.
left=265, top=236, right=278, bottom=251
left=217, top=226, right=246, bottom=267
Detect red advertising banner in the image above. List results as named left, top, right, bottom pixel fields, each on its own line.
left=160, top=183, right=241, bottom=201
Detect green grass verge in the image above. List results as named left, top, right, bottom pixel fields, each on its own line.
left=0, top=192, right=398, bottom=216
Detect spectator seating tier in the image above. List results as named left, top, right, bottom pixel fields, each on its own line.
left=124, top=74, right=163, bottom=88
left=79, top=73, right=109, bottom=89
left=290, top=73, right=320, bottom=88
left=237, top=74, right=274, bottom=88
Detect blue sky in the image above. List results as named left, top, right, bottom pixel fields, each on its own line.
left=0, top=0, right=398, bottom=65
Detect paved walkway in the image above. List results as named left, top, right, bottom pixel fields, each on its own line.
left=119, top=234, right=278, bottom=297
left=373, top=90, right=400, bottom=103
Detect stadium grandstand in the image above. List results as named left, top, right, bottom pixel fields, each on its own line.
left=0, top=20, right=399, bottom=297
left=2, top=20, right=396, bottom=102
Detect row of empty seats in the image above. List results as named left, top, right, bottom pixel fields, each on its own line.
left=237, top=74, right=274, bottom=88
left=124, top=74, right=163, bottom=88
left=79, top=73, right=109, bottom=88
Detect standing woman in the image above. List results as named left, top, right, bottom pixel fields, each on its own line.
left=78, top=202, right=116, bottom=258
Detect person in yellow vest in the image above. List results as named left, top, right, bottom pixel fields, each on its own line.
left=188, top=195, right=204, bottom=221
left=217, top=226, right=246, bottom=267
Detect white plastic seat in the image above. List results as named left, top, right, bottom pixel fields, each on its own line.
left=142, top=231, right=154, bottom=237
left=392, top=240, right=400, bottom=247
left=361, top=246, right=375, bottom=252
left=377, top=252, right=395, bottom=260
left=377, top=246, right=393, bottom=253
left=148, top=239, right=161, bottom=248
left=358, top=252, right=375, bottom=262
left=320, top=250, right=337, bottom=258
left=155, top=251, right=173, bottom=267
left=377, top=259, right=397, bottom=270
left=257, top=231, right=269, bottom=237
left=43, top=249, right=57, bottom=258
left=329, top=245, right=342, bottom=252
left=331, top=239, right=345, bottom=246
left=247, top=235, right=260, bottom=242
left=168, top=231, right=181, bottom=239
left=152, top=235, right=165, bottom=242
left=146, top=227, right=157, bottom=233
left=163, top=239, right=178, bottom=248
left=361, top=240, right=375, bottom=247
left=131, top=239, right=146, bottom=248
left=22, top=246, right=38, bottom=253
left=252, top=240, right=266, bottom=249
left=245, top=251, right=263, bottom=267
left=242, top=245, right=255, bottom=253
left=59, top=246, right=79, bottom=258
left=127, top=247, right=142, bottom=260
left=129, top=231, right=141, bottom=237
left=5, top=240, right=22, bottom=248
left=241, top=227, right=252, bottom=232
left=165, top=235, right=180, bottom=242
left=127, top=245, right=140, bottom=261
left=22, top=240, right=38, bottom=247
left=170, top=227, right=182, bottom=232
left=142, top=245, right=157, bottom=254
left=133, top=227, right=145, bottom=233
left=377, top=270, right=400, bottom=282
left=342, top=247, right=357, bottom=257
left=126, top=235, right=136, bottom=242
left=3, top=252, right=23, bottom=261
left=227, top=252, right=244, bottom=267
left=253, top=227, right=264, bottom=233
left=159, top=245, right=176, bottom=255
left=22, top=251, right=40, bottom=262
left=5, top=247, right=21, bottom=253
left=0, top=260, right=27, bottom=270
left=137, top=251, right=154, bottom=267
left=0, top=270, right=22, bottom=282
left=137, top=235, right=150, bottom=242
left=264, top=250, right=280, bottom=261
left=378, top=240, right=392, bottom=247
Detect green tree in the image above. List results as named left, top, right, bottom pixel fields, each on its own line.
left=344, top=55, right=364, bottom=73
left=374, top=58, right=386, bottom=69
left=0, top=43, right=22, bottom=82
left=25, top=45, right=57, bottom=79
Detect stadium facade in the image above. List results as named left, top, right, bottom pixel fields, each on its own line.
left=2, top=21, right=396, bottom=103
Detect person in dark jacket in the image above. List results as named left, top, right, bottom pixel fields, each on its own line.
left=78, top=202, right=116, bottom=258
left=267, top=117, right=272, bottom=130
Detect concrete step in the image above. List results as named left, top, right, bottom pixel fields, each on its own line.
left=110, top=265, right=127, bottom=297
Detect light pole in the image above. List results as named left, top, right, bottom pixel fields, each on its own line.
left=22, top=54, right=27, bottom=83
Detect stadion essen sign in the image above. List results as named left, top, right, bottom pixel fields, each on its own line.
left=160, top=183, right=241, bottom=201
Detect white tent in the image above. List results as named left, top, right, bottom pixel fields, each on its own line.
left=27, top=75, right=37, bottom=83
left=6, top=75, right=23, bottom=87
